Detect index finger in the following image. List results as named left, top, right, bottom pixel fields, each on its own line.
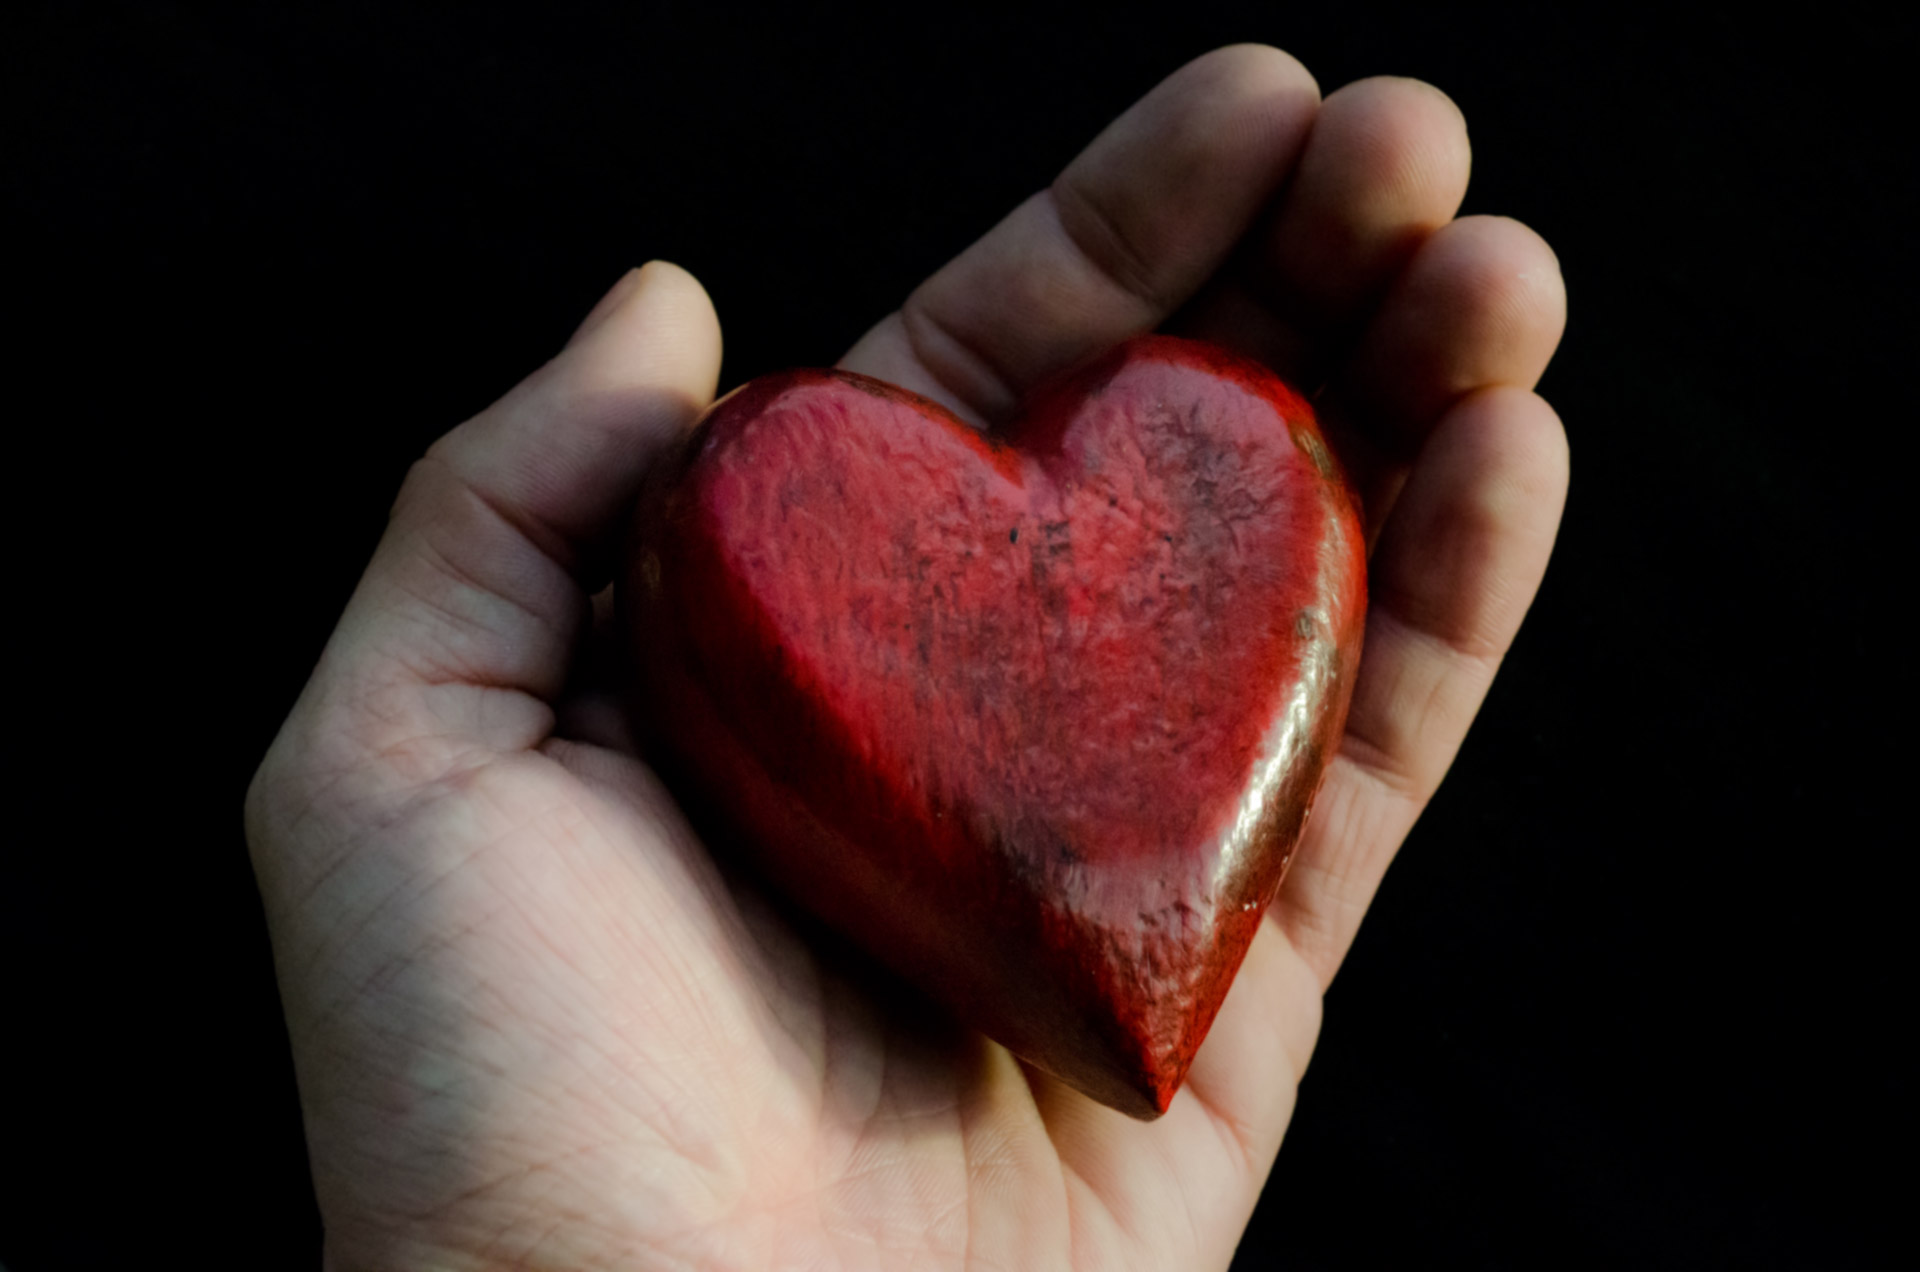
left=838, top=44, right=1320, bottom=424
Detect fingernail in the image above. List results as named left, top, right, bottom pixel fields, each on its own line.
left=566, top=264, right=653, bottom=349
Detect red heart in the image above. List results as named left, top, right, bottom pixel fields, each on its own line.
left=627, top=335, right=1365, bottom=1117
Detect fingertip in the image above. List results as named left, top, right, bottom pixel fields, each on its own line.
left=565, top=266, right=650, bottom=349
left=566, top=260, right=724, bottom=405
left=1332, top=214, right=1567, bottom=450
left=1443, top=217, right=1559, bottom=384
left=1444, top=385, right=1570, bottom=539
left=1184, top=42, right=1323, bottom=108
left=1325, top=75, right=1470, bottom=180
left=1052, top=41, right=1325, bottom=314
left=1506, top=383, right=1570, bottom=491
left=632, top=259, right=720, bottom=325
left=401, top=255, right=725, bottom=601
left=1294, top=75, right=1470, bottom=254
left=1373, top=386, right=1569, bottom=661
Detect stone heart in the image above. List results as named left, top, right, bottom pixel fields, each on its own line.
left=625, top=335, right=1365, bottom=1118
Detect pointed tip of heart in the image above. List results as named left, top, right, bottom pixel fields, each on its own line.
left=1006, top=930, right=1242, bottom=1122
left=1038, top=1038, right=1187, bottom=1121
left=1029, top=1055, right=1180, bottom=1121
left=1128, top=1065, right=1184, bottom=1121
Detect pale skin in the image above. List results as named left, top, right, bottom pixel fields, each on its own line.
left=247, top=45, right=1568, bottom=1271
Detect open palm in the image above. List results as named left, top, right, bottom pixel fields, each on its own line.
left=247, top=46, right=1567, bottom=1270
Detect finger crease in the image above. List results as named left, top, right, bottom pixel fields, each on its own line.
left=1186, top=1080, right=1263, bottom=1179
left=1333, top=730, right=1426, bottom=802
left=415, top=535, right=570, bottom=646
left=1047, top=182, right=1172, bottom=314
left=898, top=298, right=1022, bottom=420
left=1372, top=576, right=1516, bottom=664
left=419, top=452, right=584, bottom=580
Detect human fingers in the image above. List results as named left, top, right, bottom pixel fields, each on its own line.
left=839, top=44, right=1321, bottom=424
left=265, top=263, right=719, bottom=785
left=1269, top=386, right=1569, bottom=985
left=1323, top=215, right=1567, bottom=535
left=1177, top=75, right=1472, bottom=387
left=344, top=261, right=715, bottom=694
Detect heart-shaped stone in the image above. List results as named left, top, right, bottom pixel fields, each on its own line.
left=626, top=335, right=1365, bottom=1117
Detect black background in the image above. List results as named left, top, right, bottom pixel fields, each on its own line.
left=6, top=3, right=1910, bottom=1268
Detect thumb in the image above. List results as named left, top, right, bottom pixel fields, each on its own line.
left=297, top=261, right=721, bottom=750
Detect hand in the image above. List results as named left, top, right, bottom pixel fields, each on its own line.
left=247, top=45, right=1566, bottom=1270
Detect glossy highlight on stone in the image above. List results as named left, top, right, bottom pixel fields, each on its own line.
left=625, top=335, right=1366, bottom=1118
